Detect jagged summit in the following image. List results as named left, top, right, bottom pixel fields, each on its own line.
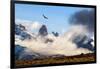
left=38, top=25, right=48, bottom=37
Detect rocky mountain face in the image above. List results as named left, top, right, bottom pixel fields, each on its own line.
left=52, top=32, right=59, bottom=37
left=15, top=24, right=32, bottom=40
left=15, top=23, right=94, bottom=60
left=72, top=35, right=94, bottom=51
left=38, top=25, right=48, bottom=37
left=15, top=45, right=43, bottom=60
left=15, top=45, right=66, bottom=60
left=15, top=24, right=40, bottom=60
left=15, top=24, right=53, bottom=60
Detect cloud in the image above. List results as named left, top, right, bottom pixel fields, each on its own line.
left=16, top=25, right=93, bottom=56
left=31, top=21, right=42, bottom=30
left=69, top=9, right=95, bottom=33
left=15, top=19, right=42, bottom=31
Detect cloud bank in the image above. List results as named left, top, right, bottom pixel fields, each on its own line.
left=15, top=23, right=93, bottom=56
left=69, top=9, right=95, bottom=33
left=15, top=19, right=42, bottom=31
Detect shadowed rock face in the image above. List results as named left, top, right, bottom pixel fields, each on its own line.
left=15, top=24, right=32, bottom=40
left=52, top=32, right=59, bottom=37
left=72, top=35, right=94, bottom=51
left=15, top=45, right=42, bottom=60
left=15, top=45, right=26, bottom=60
left=38, top=25, right=48, bottom=37
left=15, top=45, right=67, bottom=60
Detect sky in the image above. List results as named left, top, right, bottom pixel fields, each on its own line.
left=15, top=3, right=92, bottom=35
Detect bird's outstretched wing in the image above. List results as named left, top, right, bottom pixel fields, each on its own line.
left=43, top=14, right=48, bottom=19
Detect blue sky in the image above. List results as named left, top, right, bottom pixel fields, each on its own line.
left=15, top=4, right=92, bottom=34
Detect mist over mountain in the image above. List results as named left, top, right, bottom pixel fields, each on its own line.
left=15, top=21, right=94, bottom=60
left=15, top=24, right=32, bottom=40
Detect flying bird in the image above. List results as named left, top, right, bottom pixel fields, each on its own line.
left=42, top=14, right=48, bottom=19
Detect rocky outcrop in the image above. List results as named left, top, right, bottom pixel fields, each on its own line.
left=52, top=32, right=59, bottom=37
left=72, top=35, right=94, bottom=51
left=38, top=25, right=48, bottom=37
left=15, top=24, right=32, bottom=40
left=15, top=45, right=42, bottom=60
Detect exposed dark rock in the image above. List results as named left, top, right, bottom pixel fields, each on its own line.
left=80, top=53, right=84, bottom=55
left=52, top=32, right=59, bottom=37
left=39, top=25, right=48, bottom=36
left=73, top=35, right=94, bottom=51
left=15, top=45, right=26, bottom=60
left=45, top=39, right=53, bottom=43
left=19, top=24, right=26, bottom=31
left=15, top=24, right=32, bottom=40
left=15, top=45, right=41, bottom=60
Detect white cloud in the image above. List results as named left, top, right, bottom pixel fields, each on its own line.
left=15, top=19, right=42, bottom=31
left=16, top=25, right=93, bottom=56
left=31, top=21, right=42, bottom=30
